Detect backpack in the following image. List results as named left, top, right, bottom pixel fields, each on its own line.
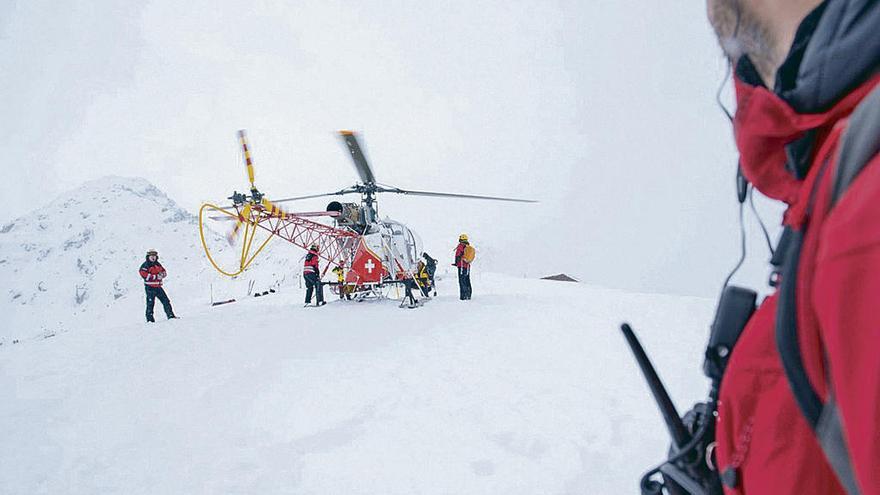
left=776, top=84, right=880, bottom=495
left=462, top=245, right=476, bottom=263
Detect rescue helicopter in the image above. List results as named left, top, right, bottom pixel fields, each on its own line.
left=198, top=130, right=535, bottom=301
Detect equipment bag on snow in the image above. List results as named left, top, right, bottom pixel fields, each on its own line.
left=776, top=84, right=880, bottom=495
left=462, top=245, right=476, bottom=263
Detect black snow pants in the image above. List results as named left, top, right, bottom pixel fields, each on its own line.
left=403, top=279, right=419, bottom=306
left=304, top=272, right=324, bottom=304
left=145, top=286, right=175, bottom=322
left=458, top=266, right=472, bottom=300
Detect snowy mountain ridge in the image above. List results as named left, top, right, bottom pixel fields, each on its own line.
left=0, top=176, right=299, bottom=342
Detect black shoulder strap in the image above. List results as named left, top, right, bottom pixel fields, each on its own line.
left=776, top=83, right=880, bottom=495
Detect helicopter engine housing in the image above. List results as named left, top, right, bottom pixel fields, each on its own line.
left=327, top=201, right=363, bottom=226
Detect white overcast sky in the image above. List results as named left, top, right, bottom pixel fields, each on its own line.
left=0, top=0, right=784, bottom=297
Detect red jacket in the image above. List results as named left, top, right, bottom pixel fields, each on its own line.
left=714, top=67, right=880, bottom=495
left=454, top=242, right=470, bottom=269
left=303, top=250, right=320, bottom=275
left=139, top=260, right=166, bottom=288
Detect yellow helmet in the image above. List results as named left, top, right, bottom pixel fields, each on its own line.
left=459, top=233, right=468, bottom=242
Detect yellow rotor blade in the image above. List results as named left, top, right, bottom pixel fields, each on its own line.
left=238, top=129, right=256, bottom=188
left=261, top=197, right=288, bottom=219
left=226, top=203, right=252, bottom=245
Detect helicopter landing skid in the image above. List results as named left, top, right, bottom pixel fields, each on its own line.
left=352, top=284, right=387, bottom=302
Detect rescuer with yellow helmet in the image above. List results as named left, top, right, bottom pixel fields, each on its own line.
left=453, top=233, right=474, bottom=300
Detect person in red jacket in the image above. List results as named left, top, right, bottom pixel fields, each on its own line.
left=704, top=0, right=880, bottom=493
left=453, top=234, right=472, bottom=300
left=138, top=249, right=176, bottom=322
left=303, top=244, right=325, bottom=307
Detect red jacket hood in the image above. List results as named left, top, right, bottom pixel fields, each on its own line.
left=733, top=75, right=880, bottom=205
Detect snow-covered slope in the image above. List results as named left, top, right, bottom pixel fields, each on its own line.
left=1, top=177, right=717, bottom=493
left=1, top=271, right=714, bottom=494
left=0, top=176, right=300, bottom=342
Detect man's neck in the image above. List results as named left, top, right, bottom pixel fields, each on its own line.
left=756, top=0, right=824, bottom=86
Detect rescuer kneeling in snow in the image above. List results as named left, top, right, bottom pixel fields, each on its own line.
left=303, top=244, right=325, bottom=307
left=422, top=252, right=438, bottom=296
left=139, top=249, right=177, bottom=322
left=416, top=260, right=431, bottom=297
left=332, top=265, right=351, bottom=300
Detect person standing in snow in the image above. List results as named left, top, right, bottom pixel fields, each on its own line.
left=138, top=249, right=176, bottom=322
left=303, top=244, right=325, bottom=307
left=453, top=234, right=472, bottom=300
left=699, top=1, right=880, bottom=493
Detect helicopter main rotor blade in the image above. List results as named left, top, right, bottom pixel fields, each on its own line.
left=377, top=187, right=538, bottom=203
left=238, top=130, right=257, bottom=189
left=271, top=187, right=358, bottom=204
left=339, top=130, right=376, bottom=184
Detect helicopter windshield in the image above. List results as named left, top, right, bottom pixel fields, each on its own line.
left=380, top=219, right=421, bottom=273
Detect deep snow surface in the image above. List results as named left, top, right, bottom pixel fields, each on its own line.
left=1, top=271, right=714, bottom=494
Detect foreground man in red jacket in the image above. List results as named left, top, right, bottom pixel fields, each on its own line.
left=706, top=0, right=879, bottom=493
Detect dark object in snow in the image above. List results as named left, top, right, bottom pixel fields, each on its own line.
left=541, top=273, right=578, bottom=282
left=253, top=289, right=276, bottom=298
left=211, top=299, right=236, bottom=306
